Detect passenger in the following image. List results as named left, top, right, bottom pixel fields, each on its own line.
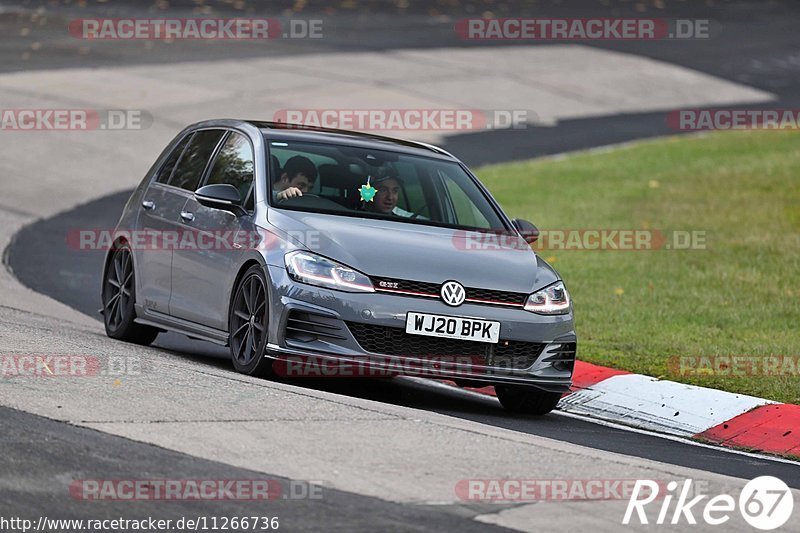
left=273, top=155, right=318, bottom=202
left=368, top=171, right=417, bottom=217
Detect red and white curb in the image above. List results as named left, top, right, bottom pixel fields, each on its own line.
left=448, top=361, right=800, bottom=460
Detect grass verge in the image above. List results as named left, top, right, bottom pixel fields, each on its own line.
left=476, top=130, right=800, bottom=404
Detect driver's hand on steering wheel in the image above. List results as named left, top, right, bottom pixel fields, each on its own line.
left=277, top=187, right=303, bottom=201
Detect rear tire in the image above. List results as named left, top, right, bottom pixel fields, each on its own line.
left=228, top=265, right=274, bottom=377
left=495, top=385, right=562, bottom=415
left=102, top=243, right=159, bottom=346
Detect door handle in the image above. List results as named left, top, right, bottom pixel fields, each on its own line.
left=141, top=200, right=155, bottom=210
left=180, top=211, right=195, bottom=222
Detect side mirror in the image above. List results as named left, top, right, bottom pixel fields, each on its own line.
left=195, top=184, right=246, bottom=216
left=512, top=218, right=540, bottom=245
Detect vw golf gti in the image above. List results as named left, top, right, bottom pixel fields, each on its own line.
left=101, top=119, right=577, bottom=414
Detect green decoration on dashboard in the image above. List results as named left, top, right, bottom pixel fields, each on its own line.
left=359, top=176, right=377, bottom=202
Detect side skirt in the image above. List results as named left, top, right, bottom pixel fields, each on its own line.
left=134, top=307, right=229, bottom=346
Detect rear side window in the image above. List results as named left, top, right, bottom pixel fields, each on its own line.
left=169, top=129, right=225, bottom=191
left=155, top=134, right=191, bottom=184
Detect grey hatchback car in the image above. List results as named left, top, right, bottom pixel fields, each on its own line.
left=102, top=119, right=576, bottom=414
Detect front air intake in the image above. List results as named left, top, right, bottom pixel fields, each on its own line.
left=285, top=311, right=346, bottom=343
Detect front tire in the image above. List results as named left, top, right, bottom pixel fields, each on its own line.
left=495, top=385, right=562, bottom=415
left=228, top=265, right=274, bottom=377
left=102, top=243, right=159, bottom=345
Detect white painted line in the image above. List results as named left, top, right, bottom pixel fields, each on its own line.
left=559, top=374, right=774, bottom=437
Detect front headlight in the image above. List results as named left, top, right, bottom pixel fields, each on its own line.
left=285, top=251, right=375, bottom=293
left=524, top=281, right=571, bottom=315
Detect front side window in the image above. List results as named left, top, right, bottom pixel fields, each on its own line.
left=169, top=129, right=225, bottom=191
left=266, top=139, right=506, bottom=231
left=206, top=132, right=255, bottom=210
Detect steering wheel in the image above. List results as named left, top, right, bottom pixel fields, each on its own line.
left=278, top=193, right=319, bottom=202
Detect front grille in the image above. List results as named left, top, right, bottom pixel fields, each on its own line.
left=285, top=311, right=346, bottom=342
left=345, top=322, right=545, bottom=370
left=375, top=278, right=440, bottom=295
left=496, top=340, right=550, bottom=370
left=372, top=277, right=527, bottom=308
left=467, top=287, right=527, bottom=305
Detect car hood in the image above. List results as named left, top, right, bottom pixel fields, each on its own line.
left=267, top=210, right=560, bottom=293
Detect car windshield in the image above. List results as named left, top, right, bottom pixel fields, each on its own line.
left=266, top=139, right=507, bottom=231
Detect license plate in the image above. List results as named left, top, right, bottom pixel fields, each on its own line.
left=405, top=312, right=500, bottom=344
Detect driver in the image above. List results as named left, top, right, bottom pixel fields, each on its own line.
left=368, top=170, right=417, bottom=217
left=273, top=155, right=317, bottom=202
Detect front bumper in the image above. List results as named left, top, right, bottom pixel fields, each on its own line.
left=265, top=265, right=577, bottom=393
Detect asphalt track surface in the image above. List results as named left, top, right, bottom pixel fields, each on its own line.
left=4, top=0, right=800, bottom=527
left=0, top=405, right=514, bottom=531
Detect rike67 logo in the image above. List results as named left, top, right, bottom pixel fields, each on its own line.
left=624, top=476, right=794, bottom=529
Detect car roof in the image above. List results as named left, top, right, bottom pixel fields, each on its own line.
left=186, top=119, right=458, bottom=161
